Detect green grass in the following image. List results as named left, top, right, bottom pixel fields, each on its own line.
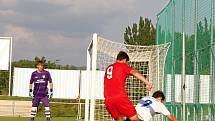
left=0, top=96, right=85, bottom=119
left=0, top=117, right=82, bottom=121
left=0, top=95, right=31, bottom=101
left=0, top=96, right=82, bottom=103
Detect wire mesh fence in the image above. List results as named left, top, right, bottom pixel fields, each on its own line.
left=157, top=0, right=215, bottom=120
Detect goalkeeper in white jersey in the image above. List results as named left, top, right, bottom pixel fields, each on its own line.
left=125, top=90, right=177, bottom=121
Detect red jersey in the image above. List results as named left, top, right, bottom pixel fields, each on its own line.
left=104, top=62, right=133, bottom=98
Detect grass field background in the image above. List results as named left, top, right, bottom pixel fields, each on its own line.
left=0, top=96, right=85, bottom=120
left=0, top=117, right=83, bottom=121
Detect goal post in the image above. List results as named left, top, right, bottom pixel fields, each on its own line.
left=86, top=33, right=170, bottom=121
left=0, top=37, right=12, bottom=96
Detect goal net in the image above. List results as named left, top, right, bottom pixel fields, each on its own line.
left=86, top=33, right=170, bottom=121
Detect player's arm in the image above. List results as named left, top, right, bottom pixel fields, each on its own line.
left=48, top=71, right=53, bottom=93
left=49, top=82, right=53, bottom=90
left=130, top=70, right=152, bottom=91
left=48, top=81, right=53, bottom=99
left=166, top=114, right=177, bottom=121
left=29, top=84, right=32, bottom=90
left=159, top=103, right=177, bottom=121
left=29, top=84, right=33, bottom=97
left=29, top=74, right=34, bottom=97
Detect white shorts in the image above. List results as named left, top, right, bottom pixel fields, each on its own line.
left=135, top=104, right=152, bottom=121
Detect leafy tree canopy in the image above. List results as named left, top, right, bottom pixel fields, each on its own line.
left=124, top=16, right=156, bottom=46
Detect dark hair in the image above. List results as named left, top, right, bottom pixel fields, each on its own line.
left=152, top=90, right=165, bottom=101
left=116, top=51, right=129, bottom=61
left=37, top=60, right=44, bottom=64
left=35, top=60, right=45, bottom=67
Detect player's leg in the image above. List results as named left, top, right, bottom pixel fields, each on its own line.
left=116, top=97, right=139, bottom=121
left=105, top=98, right=121, bottom=120
left=124, top=118, right=130, bottom=121
left=116, top=116, right=124, bottom=121
left=128, top=115, right=139, bottom=121
left=30, top=107, right=37, bottom=121
left=41, top=96, right=51, bottom=121
left=123, top=116, right=139, bottom=121
left=30, top=97, right=40, bottom=121
left=124, top=118, right=143, bottom=121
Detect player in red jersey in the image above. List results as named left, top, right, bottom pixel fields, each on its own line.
left=104, top=51, right=152, bottom=121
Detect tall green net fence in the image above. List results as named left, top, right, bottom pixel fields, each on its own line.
left=157, top=0, right=215, bottom=120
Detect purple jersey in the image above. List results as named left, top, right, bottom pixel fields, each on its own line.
left=30, top=70, right=52, bottom=97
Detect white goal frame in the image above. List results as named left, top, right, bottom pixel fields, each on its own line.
left=85, top=33, right=170, bottom=121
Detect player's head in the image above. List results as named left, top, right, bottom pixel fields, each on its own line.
left=152, top=90, right=165, bottom=103
left=36, top=60, right=45, bottom=72
left=116, top=51, right=129, bottom=62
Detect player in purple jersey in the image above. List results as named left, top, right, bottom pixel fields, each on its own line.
left=29, top=60, right=53, bottom=121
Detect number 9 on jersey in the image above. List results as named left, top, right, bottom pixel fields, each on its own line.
left=107, top=66, right=113, bottom=79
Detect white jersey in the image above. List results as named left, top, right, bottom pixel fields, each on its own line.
left=135, top=97, right=170, bottom=121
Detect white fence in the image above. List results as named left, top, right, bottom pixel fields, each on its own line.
left=0, top=37, right=12, bottom=70
left=166, top=74, right=210, bottom=103
left=12, top=67, right=105, bottom=99
left=13, top=68, right=210, bottom=102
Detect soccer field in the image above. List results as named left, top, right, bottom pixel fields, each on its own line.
left=0, top=117, right=82, bottom=121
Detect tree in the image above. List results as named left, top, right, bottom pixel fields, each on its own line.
left=0, top=57, right=85, bottom=95
left=12, top=56, right=82, bottom=70
left=124, top=16, right=156, bottom=45
left=196, top=18, right=211, bottom=74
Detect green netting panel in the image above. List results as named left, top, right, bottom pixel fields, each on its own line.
left=197, top=0, right=211, bottom=75
left=156, top=0, right=215, bottom=120
left=173, top=0, right=183, bottom=75
left=163, top=103, right=182, bottom=121
left=184, top=0, right=195, bottom=75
